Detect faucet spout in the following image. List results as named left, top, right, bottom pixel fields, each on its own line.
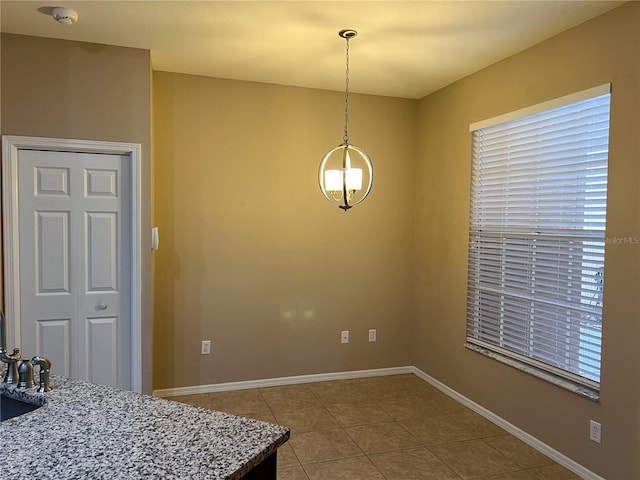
left=31, top=356, right=52, bottom=392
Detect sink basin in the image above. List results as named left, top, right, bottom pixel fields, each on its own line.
left=1, top=394, right=40, bottom=421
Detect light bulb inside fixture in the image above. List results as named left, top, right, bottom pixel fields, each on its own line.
left=325, top=170, right=342, bottom=192
left=324, top=167, right=363, bottom=193
left=345, top=168, right=363, bottom=191
left=342, top=150, right=362, bottom=191
left=52, top=7, right=79, bottom=25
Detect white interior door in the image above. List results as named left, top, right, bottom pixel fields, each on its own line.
left=17, top=149, right=131, bottom=390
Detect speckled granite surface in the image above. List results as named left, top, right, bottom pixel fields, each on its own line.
left=0, top=374, right=289, bottom=479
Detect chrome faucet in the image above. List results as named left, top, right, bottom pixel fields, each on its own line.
left=0, top=311, right=21, bottom=384
left=30, top=357, right=52, bottom=392
left=0, top=311, right=52, bottom=391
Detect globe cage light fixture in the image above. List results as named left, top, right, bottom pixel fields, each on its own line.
left=319, top=29, right=373, bottom=211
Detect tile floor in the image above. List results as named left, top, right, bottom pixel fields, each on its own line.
left=171, top=374, right=582, bottom=480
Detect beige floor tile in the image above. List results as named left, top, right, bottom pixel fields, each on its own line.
left=274, top=405, right=340, bottom=433
left=208, top=388, right=270, bottom=415
left=448, top=409, right=487, bottom=426
left=303, top=456, right=385, bottom=480
left=349, top=375, right=397, bottom=387
left=369, top=447, right=461, bottom=480
left=169, top=394, right=212, bottom=410
left=277, top=443, right=300, bottom=469
left=306, top=380, right=371, bottom=404
left=278, top=465, right=309, bottom=480
left=400, top=414, right=477, bottom=445
left=288, top=428, right=363, bottom=464
left=404, top=381, right=442, bottom=398
left=470, top=420, right=508, bottom=438
left=240, top=410, right=278, bottom=424
left=484, top=435, right=555, bottom=469
left=477, top=471, right=537, bottom=480
left=429, top=439, right=520, bottom=479
left=350, top=376, right=414, bottom=399
left=448, top=411, right=507, bottom=438
left=386, top=374, right=421, bottom=384
left=390, top=375, right=442, bottom=399
left=346, top=421, right=421, bottom=454
left=526, top=464, right=583, bottom=480
left=430, top=393, right=471, bottom=414
left=260, top=385, right=322, bottom=412
left=391, top=374, right=440, bottom=395
left=378, top=395, right=445, bottom=420
left=325, top=401, right=394, bottom=427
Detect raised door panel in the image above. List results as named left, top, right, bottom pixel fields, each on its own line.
left=85, top=212, right=117, bottom=292
left=36, top=211, right=71, bottom=294
left=37, top=318, right=71, bottom=378
left=87, top=317, right=118, bottom=387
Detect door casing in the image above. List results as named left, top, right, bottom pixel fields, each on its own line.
left=2, top=135, right=142, bottom=393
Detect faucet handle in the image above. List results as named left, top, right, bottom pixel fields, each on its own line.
left=2, top=348, right=21, bottom=384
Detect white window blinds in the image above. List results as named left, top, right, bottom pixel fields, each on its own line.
left=466, top=86, right=611, bottom=391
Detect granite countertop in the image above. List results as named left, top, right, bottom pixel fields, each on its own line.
left=0, top=374, right=289, bottom=479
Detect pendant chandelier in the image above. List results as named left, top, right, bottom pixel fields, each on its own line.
left=318, top=29, right=373, bottom=211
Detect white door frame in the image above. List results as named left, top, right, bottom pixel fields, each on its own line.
left=2, top=135, right=142, bottom=393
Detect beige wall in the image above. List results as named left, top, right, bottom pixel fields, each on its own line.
left=153, top=72, right=417, bottom=388
left=0, top=34, right=153, bottom=394
left=413, top=3, right=640, bottom=479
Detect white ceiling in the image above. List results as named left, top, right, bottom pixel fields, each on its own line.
left=0, top=1, right=624, bottom=99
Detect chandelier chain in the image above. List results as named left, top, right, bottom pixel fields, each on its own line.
left=343, top=36, right=350, bottom=145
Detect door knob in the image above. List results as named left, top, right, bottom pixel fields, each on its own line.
left=98, top=303, right=108, bottom=310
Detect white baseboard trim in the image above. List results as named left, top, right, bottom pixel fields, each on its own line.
left=411, top=367, right=604, bottom=480
left=154, top=365, right=602, bottom=480
left=152, top=365, right=414, bottom=398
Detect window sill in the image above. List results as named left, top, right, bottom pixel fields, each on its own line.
left=465, top=343, right=600, bottom=402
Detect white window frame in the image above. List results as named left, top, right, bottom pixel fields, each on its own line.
left=465, top=84, right=611, bottom=400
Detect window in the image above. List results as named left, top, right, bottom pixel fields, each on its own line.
left=466, top=85, right=611, bottom=398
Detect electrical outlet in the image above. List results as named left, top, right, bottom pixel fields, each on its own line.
left=341, top=330, right=349, bottom=344
left=201, top=340, right=211, bottom=355
left=590, top=420, right=601, bottom=444
left=368, top=329, right=377, bottom=342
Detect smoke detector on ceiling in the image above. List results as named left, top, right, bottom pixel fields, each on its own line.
left=52, top=7, right=78, bottom=25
